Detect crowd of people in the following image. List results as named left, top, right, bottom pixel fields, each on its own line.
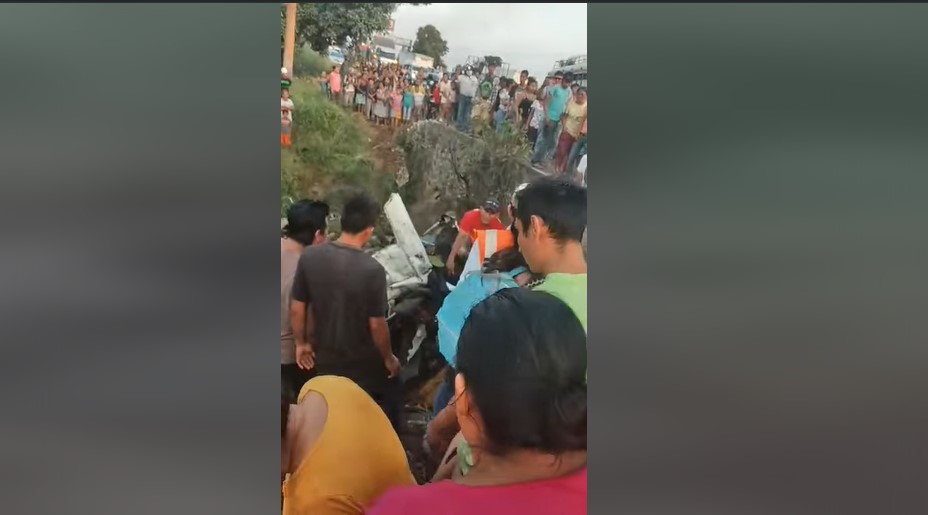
left=281, top=176, right=587, bottom=514
left=312, top=55, right=588, bottom=182
left=320, top=60, right=447, bottom=126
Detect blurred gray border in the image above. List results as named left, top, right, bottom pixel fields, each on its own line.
left=0, top=5, right=280, bottom=513
left=595, top=4, right=928, bottom=514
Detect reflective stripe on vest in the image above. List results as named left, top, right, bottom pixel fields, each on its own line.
left=471, top=229, right=515, bottom=266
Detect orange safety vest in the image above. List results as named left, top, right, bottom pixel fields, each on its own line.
left=470, top=229, right=515, bottom=265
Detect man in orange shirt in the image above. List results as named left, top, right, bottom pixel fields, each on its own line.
left=327, top=66, right=341, bottom=101
left=445, top=200, right=505, bottom=275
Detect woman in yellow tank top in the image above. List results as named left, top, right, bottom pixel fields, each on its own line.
left=281, top=376, right=416, bottom=514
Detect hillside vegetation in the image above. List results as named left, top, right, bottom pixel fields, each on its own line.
left=281, top=59, right=394, bottom=217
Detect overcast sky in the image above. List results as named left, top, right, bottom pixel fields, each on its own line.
left=392, top=3, right=587, bottom=79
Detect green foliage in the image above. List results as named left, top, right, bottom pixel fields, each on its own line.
left=484, top=56, right=503, bottom=68
left=281, top=78, right=394, bottom=217
left=281, top=4, right=430, bottom=53
left=292, top=46, right=334, bottom=78
left=412, top=24, right=448, bottom=68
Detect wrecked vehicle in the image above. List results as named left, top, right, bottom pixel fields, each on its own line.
left=371, top=194, right=450, bottom=393
left=280, top=194, right=452, bottom=399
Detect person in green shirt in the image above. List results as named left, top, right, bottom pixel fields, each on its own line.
left=433, top=177, right=588, bottom=482
left=512, top=177, right=587, bottom=331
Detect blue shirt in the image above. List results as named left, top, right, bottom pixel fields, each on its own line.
left=547, top=85, right=572, bottom=122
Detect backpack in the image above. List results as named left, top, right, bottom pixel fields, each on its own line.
left=478, top=79, right=494, bottom=100
left=437, top=267, right=526, bottom=366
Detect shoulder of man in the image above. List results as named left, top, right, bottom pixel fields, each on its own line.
left=299, top=241, right=330, bottom=259
left=358, top=251, right=387, bottom=279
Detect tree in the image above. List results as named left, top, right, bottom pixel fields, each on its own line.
left=484, top=55, right=502, bottom=68
left=412, top=24, right=448, bottom=67
left=282, top=3, right=429, bottom=53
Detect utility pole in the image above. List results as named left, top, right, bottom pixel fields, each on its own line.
left=283, top=3, right=297, bottom=74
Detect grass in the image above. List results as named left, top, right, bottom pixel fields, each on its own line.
left=292, top=46, right=334, bottom=78
left=281, top=77, right=395, bottom=217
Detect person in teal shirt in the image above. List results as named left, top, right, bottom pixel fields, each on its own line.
left=402, top=83, right=415, bottom=123
left=532, top=71, right=574, bottom=166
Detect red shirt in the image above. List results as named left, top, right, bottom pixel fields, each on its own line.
left=368, top=468, right=587, bottom=515
left=459, top=209, right=505, bottom=239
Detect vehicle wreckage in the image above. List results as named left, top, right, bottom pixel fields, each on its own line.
left=282, top=194, right=457, bottom=401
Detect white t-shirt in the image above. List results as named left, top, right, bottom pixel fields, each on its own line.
left=497, top=89, right=510, bottom=112
left=457, top=74, right=478, bottom=98
left=281, top=98, right=294, bottom=122
left=529, top=100, right=545, bottom=129
left=439, top=80, right=452, bottom=104
left=577, top=154, right=587, bottom=184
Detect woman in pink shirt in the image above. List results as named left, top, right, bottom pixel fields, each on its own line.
left=327, top=66, right=341, bottom=100
left=390, top=84, right=403, bottom=128
left=368, top=288, right=587, bottom=515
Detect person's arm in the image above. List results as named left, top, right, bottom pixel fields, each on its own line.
left=446, top=213, right=473, bottom=273
left=560, top=99, right=574, bottom=126
left=543, top=90, right=552, bottom=125
left=426, top=402, right=461, bottom=459
left=366, top=266, right=399, bottom=377
left=431, top=431, right=467, bottom=482
left=290, top=256, right=315, bottom=370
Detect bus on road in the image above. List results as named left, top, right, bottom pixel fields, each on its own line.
left=548, top=54, right=587, bottom=88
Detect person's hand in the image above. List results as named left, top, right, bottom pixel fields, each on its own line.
left=384, top=354, right=401, bottom=379
left=445, top=255, right=456, bottom=275
left=295, top=342, right=315, bottom=371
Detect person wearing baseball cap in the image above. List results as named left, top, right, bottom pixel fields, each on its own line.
left=445, top=199, right=506, bottom=275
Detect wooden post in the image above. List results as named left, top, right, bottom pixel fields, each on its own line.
left=283, top=3, right=297, bottom=74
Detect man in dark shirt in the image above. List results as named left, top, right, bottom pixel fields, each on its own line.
left=290, top=192, right=401, bottom=420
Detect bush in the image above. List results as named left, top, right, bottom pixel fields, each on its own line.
left=396, top=117, right=530, bottom=228
left=281, top=78, right=394, bottom=217
left=293, top=46, right=334, bottom=78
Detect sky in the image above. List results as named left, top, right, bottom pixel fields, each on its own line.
left=392, top=3, right=587, bottom=79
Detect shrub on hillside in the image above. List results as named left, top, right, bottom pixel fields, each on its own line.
left=281, top=78, right=394, bottom=217
left=293, top=46, right=333, bottom=78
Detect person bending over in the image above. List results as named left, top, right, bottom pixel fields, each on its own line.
left=282, top=376, right=416, bottom=514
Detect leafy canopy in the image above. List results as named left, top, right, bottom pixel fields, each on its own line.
left=282, top=3, right=429, bottom=53
left=412, top=24, right=448, bottom=67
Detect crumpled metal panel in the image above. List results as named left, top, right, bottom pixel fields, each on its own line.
left=372, top=193, right=432, bottom=305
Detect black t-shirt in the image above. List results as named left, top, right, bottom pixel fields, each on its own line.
left=291, top=241, right=389, bottom=392
left=519, top=96, right=533, bottom=121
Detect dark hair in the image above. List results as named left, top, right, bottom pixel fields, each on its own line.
left=562, top=72, right=575, bottom=83
left=456, top=288, right=586, bottom=455
left=527, top=77, right=538, bottom=86
left=284, top=200, right=330, bottom=246
left=514, top=177, right=587, bottom=243
left=577, top=87, right=587, bottom=95
left=483, top=225, right=529, bottom=274
left=521, top=69, right=529, bottom=76
left=483, top=247, right=526, bottom=274
left=340, top=191, right=380, bottom=234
